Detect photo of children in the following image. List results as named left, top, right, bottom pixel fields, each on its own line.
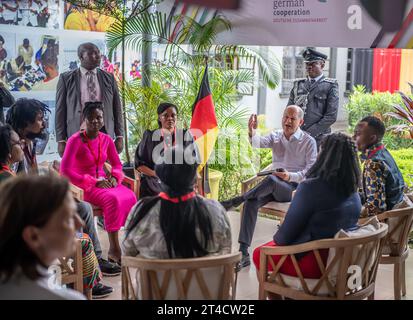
left=0, top=32, right=59, bottom=91
left=0, top=0, right=60, bottom=29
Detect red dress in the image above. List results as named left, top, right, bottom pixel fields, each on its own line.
left=253, top=241, right=329, bottom=279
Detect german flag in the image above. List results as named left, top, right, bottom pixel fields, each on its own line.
left=190, top=64, right=219, bottom=191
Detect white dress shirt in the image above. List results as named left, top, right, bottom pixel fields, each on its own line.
left=251, top=128, right=317, bottom=183
left=308, top=73, right=324, bottom=83
left=79, top=66, right=101, bottom=107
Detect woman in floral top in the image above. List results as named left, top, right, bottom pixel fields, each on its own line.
left=122, top=145, right=232, bottom=259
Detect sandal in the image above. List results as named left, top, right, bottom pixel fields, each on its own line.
left=108, top=256, right=122, bottom=266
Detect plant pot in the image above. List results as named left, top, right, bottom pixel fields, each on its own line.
left=205, top=169, right=223, bottom=201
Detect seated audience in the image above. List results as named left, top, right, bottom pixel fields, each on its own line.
left=123, top=145, right=231, bottom=259
left=6, top=98, right=116, bottom=298
left=134, top=102, right=194, bottom=198
left=353, top=116, right=405, bottom=216
left=221, top=105, right=317, bottom=268
left=0, top=175, right=85, bottom=299
left=60, top=101, right=137, bottom=264
left=253, top=133, right=361, bottom=279
left=0, top=124, right=24, bottom=181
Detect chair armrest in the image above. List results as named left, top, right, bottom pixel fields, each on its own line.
left=70, top=183, right=84, bottom=201
left=122, top=176, right=136, bottom=192
left=241, top=175, right=259, bottom=194
left=358, top=212, right=387, bottom=225
left=241, top=164, right=272, bottom=194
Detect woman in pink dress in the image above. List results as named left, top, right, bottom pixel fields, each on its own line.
left=60, top=102, right=137, bottom=264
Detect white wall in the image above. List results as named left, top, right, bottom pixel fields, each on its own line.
left=239, top=46, right=350, bottom=131
left=336, top=47, right=350, bottom=123
left=264, top=46, right=286, bottom=130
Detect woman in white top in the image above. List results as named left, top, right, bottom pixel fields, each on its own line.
left=0, top=174, right=86, bottom=300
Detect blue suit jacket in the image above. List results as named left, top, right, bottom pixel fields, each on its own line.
left=274, top=177, right=361, bottom=251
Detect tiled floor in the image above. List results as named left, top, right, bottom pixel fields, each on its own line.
left=97, top=211, right=413, bottom=300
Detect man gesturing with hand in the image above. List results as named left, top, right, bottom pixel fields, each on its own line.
left=221, top=105, right=317, bottom=268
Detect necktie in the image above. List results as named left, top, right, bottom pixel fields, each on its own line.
left=310, top=79, right=316, bottom=84
left=86, top=71, right=97, bottom=102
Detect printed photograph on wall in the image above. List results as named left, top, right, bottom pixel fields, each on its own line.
left=0, top=0, right=61, bottom=29
left=61, top=36, right=107, bottom=72
left=0, top=31, right=59, bottom=91
left=64, top=2, right=116, bottom=32
left=35, top=99, right=58, bottom=162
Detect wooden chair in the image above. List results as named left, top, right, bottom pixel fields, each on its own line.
left=121, top=253, right=242, bottom=300
left=374, top=206, right=413, bottom=300
left=134, top=169, right=141, bottom=200
left=59, top=239, right=90, bottom=298
left=241, top=164, right=293, bottom=223
left=258, top=223, right=388, bottom=300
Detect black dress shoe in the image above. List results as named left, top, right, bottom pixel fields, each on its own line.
left=98, top=258, right=121, bottom=277
left=220, top=196, right=244, bottom=210
left=97, top=216, right=105, bottom=229
left=92, top=283, right=113, bottom=299
left=238, top=253, right=251, bottom=269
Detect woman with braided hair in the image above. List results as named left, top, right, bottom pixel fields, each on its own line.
left=253, top=132, right=362, bottom=280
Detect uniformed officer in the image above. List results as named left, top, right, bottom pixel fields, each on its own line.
left=287, top=48, right=339, bottom=147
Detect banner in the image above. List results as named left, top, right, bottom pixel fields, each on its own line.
left=158, top=0, right=413, bottom=48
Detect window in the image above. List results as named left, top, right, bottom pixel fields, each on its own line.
left=345, top=48, right=373, bottom=95
left=280, top=47, right=331, bottom=97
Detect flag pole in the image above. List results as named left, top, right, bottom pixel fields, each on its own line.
left=202, top=57, right=211, bottom=196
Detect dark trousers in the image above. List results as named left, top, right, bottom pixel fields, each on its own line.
left=76, top=200, right=102, bottom=260
left=238, top=175, right=297, bottom=247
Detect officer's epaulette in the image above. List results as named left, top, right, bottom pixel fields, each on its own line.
left=322, top=78, right=338, bottom=84
left=295, top=78, right=306, bottom=82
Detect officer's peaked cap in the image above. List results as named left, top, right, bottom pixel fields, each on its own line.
left=302, top=48, right=327, bottom=62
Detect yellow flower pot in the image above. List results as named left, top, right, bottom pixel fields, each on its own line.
left=205, top=169, right=223, bottom=201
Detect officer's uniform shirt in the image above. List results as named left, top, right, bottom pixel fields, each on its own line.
left=287, top=74, right=339, bottom=145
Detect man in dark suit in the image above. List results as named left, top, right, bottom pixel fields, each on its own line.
left=287, top=48, right=339, bottom=147
left=55, top=42, right=124, bottom=157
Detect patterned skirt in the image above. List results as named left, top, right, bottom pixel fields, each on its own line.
left=79, top=233, right=102, bottom=290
